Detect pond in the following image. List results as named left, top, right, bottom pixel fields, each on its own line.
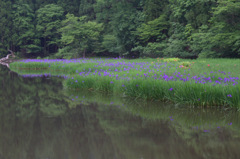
left=0, top=65, right=240, bottom=159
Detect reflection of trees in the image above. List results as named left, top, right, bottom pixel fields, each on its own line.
left=61, top=104, right=117, bottom=159
left=0, top=66, right=69, bottom=158
left=26, top=108, right=42, bottom=159
left=0, top=66, right=117, bottom=158
left=0, top=66, right=68, bottom=118
left=96, top=106, right=204, bottom=159
left=0, top=99, right=239, bottom=159
left=99, top=104, right=240, bottom=159
left=0, top=65, right=240, bottom=159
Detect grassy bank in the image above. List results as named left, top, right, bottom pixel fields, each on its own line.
left=10, top=58, right=240, bottom=107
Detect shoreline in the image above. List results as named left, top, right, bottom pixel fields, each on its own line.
left=9, top=58, right=240, bottom=108
left=0, top=51, right=18, bottom=68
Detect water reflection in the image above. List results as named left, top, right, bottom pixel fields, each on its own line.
left=0, top=65, right=240, bottom=159
left=21, top=74, right=68, bottom=79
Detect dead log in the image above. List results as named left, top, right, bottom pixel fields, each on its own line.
left=0, top=49, right=16, bottom=67
left=8, top=49, right=15, bottom=57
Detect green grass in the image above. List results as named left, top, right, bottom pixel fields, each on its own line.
left=9, top=58, right=240, bottom=107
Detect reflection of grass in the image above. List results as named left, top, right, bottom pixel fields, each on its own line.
left=94, top=98, right=240, bottom=159
left=65, top=89, right=125, bottom=108
left=10, top=58, right=240, bottom=107
left=124, top=102, right=240, bottom=134
left=65, top=89, right=240, bottom=135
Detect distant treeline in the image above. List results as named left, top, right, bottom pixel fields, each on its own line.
left=0, top=0, right=240, bottom=59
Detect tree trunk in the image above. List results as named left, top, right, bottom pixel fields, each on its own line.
left=43, top=38, right=47, bottom=56
left=55, top=45, right=58, bottom=53
left=83, top=48, right=86, bottom=58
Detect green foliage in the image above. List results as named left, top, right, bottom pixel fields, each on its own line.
left=12, top=3, right=41, bottom=54
left=58, top=13, right=103, bottom=58
left=110, top=1, right=143, bottom=57
left=79, top=0, right=96, bottom=20
left=102, top=34, right=119, bottom=54
left=211, top=0, right=240, bottom=29
left=132, top=42, right=166, bottom=58
left=0, top=0, right=240, bottom=58
left=135, top=15, right=169, bottom=43
left=36, top=4, right=64, bottom=38
left=208, top=0, right=240, bottom=57
left=164, top=38, right=191, bottom=58
left=169, top=0, right=196, bottom=22
left=143, top=0, right=169, bottom=22
left=190, top=0, right=240, bottom=58
left=191, top=32, right=216, bottom=58
left=36, top=4, right=64, bottom=55
left=57, top=0, right=81, bottom=15
left=0, top=0, right=12, bottom=55
left=164, top=23, right=195, bottom=58
left=94, top=0, right=144, bottom=57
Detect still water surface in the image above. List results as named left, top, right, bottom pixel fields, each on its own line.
left=0, top=65, right=240, bottom=159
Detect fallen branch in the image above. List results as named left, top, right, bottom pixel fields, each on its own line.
left=8, top=49, right=15, bottom=57
left=0, top=50, right=16, bottom=68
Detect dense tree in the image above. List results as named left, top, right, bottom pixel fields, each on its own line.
left=0, top=0, right=240, bottom=58
left=135, top=15, right=169, bottom=44
left=109, top=0, right=143, bottom=57
left=79, top=0, right=96, bottom=20
left=12, top=3, right=40, bottom=54
left=57, top=0, right=81, bottom=15
left=101, top=34, right=119, bottom=56
left=57, top=14, right=103, bottom=58
left=132, top=14, right=169, bottom=57
left=191, top=0, right=240, bottom=58
left=143, top=0, right=169, bottom=22
left=36, top=4, right=64, bottom=56
left=209, top=0, right=240, bottom=57
left=0, top=0, right=12, bottom=57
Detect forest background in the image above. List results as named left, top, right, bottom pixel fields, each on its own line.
left=0, top=0, right=240, bottom=59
